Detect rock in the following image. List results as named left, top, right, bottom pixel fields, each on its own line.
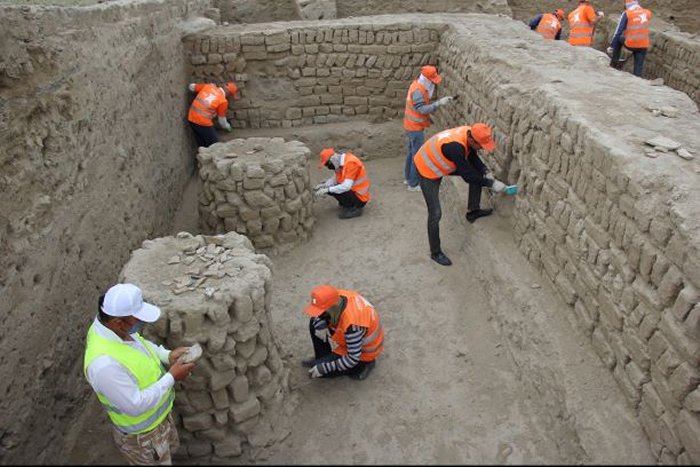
left=660, top=106, right=679, bottom=118
left=650, top=78, right=664, bottom=86
left=645, top=136, right=682, bottom=151
left=677, top=148, right=695, bottom=160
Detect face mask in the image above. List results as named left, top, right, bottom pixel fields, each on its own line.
left=127, top=320, right=145, bottom=335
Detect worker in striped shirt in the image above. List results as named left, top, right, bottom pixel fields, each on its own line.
left=302, top=284, right=384, bottom=381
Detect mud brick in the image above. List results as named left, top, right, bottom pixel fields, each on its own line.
left=230, top=397, right=261, bottom=423
left=183, top=413, right=214, bottom=432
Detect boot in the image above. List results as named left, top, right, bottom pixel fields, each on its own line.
left=466, top=208, right=493, bottom=224
left=339, top=206, right=363, bottom=219
left=349, top=361, right=376, bottom=380
left=430, top=251, right=452, bottom=266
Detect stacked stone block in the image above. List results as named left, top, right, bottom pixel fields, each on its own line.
left=433, top=19, right=700, bottom=464
left=197, top=137, right=314, bottom=253
left=119, top=231, right=293, bottom=461
left=183, top=19, right=444, bottom=129
left=335, top=0, right=512, bottom=18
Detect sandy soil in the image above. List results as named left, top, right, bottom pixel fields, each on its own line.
left=63, top=153, right=654, bottom=464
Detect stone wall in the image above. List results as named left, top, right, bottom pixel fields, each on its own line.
left=0, top=0, right=210, bottom=462
left=183, top=18, right=446, bottom=129
left=198, top=137, right=314, bottom=253
left=120, top=231, right=293, bottom=461
left=431, top=15, right=700, bottom=464
left=335, top=0, right=512, bottom=18
left=213, top=0, right=301, bottom=24
left=594, top=17, right=700, bottom=108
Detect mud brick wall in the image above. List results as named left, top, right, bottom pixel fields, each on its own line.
left=432, top=15, right=700, bottom=464
left=120, top=232, right=294, bottom=461
left=335, top=0, right=511, bottom=18
left=594, top=17, right=700, bottom=108
left=197, top=137, right=314, bottom=254
left=213, top=0, right=301, bottom=24
left=0, top=0, right=210, bottom=462
left=183, top=17, right=446, bottom=129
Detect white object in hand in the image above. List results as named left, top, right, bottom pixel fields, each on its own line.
left=437, top=96, right=453, bottom=106
left=308, top=365, right=323, bottom=378
left=491, top=180, right=507, bottom=193
left=179, top=343, right=203, bottom=364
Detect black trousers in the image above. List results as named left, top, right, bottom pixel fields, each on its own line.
left=329, top=190, right=367, bottom=209
left=190, top=122, right=218, bottom=147
left=308, top=320, right=370, bottom=378
left=418, top=174, right=483, bottom=255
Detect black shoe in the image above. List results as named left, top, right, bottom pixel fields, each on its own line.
left=349, top=361, right=375, bottom=380
left=430, top=252, right=452, bottom=266
left=466, top=208, right=493, bottom=224
left=301, top=358, right=316, bottom=368
left=339, top=206, right=362, bottom=219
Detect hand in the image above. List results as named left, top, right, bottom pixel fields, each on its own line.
left=308, top=365, right=323, bottom=379
left=596, top=10, right=604, bottom=17
left=484, top=171, right=495, bottom=181
left=169, top=360, right=195, bottom=381
left=168, top=347, right=189, bottom=366
left=491, top=179, right=507, bottom=193
left=437, top=96, right=454, bottom=107
left=314, top=187, right=329, bottom=197
left=606, top=47, right=614, bottom=55
left=222, top=122, right=232, bottom=132
left=313, top=182, right=326, bottom=191
left=314, top=327, right=330, bottom=342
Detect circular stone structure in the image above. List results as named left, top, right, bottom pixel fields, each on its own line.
left=197, top=137, right=314, bottom=254
left=119, top=231, right=295, bottom=461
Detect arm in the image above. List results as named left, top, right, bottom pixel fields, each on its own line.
left=318, top=325, right=366, bottom=374
left=216, top=102, right=231, bottom=130
left=529, top=14, right=543, bottom=30
left=87, top=357, right=174, bottom=417
left=328, top=162, right=360, bottom=194
left=555, top=28, right=562, bottom=40
left=442, top=142, right=494, bottom=187
left=610, top=13, right=627, bottom=47
left=411, top=89, right=440, bottom=115
left=145, top=340, right=171, bottom=365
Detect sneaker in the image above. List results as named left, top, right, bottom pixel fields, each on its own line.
left=466, top=208, right=494, bottom=224
left=349, top=361, right=375, bottom=380
left=407, top=185, right=421, bottom=192
left=301, top=358, right=316, bottom=368
left=430, top=252, right=452, bottom=266
left=339, top=206, right=363, bottom=219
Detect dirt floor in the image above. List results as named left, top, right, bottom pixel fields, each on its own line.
left=63, top=149, right=655, bottom=464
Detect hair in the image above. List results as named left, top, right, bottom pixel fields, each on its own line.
left=97, top=294, right=118, bottom=324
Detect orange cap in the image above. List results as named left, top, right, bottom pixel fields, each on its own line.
left=555, top=9, right=565, bottom=20
left=304, top=285, right=339, bottom=317
left=420, top=65, right=442, bottom=84
left=225, top=82, right=238, bottom=96
left=470, top=123, right=496, bottom=152
left=318, top=148, right=335, bottom=168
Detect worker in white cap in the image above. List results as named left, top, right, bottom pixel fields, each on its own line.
left=83, top=283, right=195, bottom=465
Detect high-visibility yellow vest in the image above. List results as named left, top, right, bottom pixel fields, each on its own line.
left=83, top=324, right=174, bottom=435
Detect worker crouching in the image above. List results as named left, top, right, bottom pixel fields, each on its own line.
left=313, top=148, right=371, bottom=219
left=302, top=285, right=384, bottom=381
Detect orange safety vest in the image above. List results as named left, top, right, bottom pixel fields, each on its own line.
left=403, top=80, right=432, bottom=131
left=413, top=126, right=471, bottom=179
left=336, top=152, right=371, bottom=203
left=536, top=13, right=562, bottom=40
left=331, top=289, right=384, bottom=362
left=624, top=8, right=651, bottom=49
left=187, top=84, right=228, bottom=127
left=568, top=4, right=596, bottom=46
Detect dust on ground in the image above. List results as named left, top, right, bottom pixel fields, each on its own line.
left=63, top=153, right=653, bottom=464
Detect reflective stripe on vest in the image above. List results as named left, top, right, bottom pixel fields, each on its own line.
left=188, top=85, right=227, bottom=127
left=413, top=126, right=469, bottom=179
left=332, top=290, right=384, bottom=362
left=568, top=5, right=594, bottom=46
left=403, top=80, right=431, bottom=131
left=624, top=8, right=651, bottom=49
left=336, top=153, right=371, bottom=202
left=83, top=324, right=174, bottom=435
left=536, top=14, right=561, bottom=40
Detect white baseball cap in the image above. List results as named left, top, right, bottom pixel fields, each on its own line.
left=101, top=283, right=161, bottom=323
